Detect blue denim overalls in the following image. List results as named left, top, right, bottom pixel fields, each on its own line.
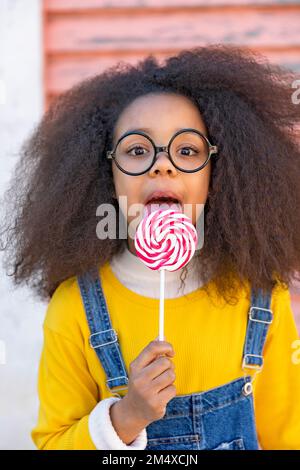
left=77, top=267, right=273, bottom=450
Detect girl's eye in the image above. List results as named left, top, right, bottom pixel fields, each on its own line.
left=178, top=146, right=199, bottom=156
left=127, top=146, right=149, bottom=156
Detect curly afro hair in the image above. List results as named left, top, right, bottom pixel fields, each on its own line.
left=1, top=44, right=300, bottom=304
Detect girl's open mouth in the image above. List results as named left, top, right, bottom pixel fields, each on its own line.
left=143, top=197, right=183, bottom=218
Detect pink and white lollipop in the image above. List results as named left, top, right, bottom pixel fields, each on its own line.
left=134, top=208, right=198, bottom=341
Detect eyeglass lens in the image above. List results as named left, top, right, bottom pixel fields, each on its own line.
left=114, top=131, right=209, bottom=173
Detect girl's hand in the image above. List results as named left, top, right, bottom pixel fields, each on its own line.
left=122, top=338, right=176, bottom=426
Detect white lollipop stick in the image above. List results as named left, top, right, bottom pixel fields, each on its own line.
left=159, top=268, right=165, bottom=341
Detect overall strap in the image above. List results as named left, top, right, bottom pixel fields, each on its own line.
left=77, top=267, right=129, bottom=397
left=242, top=286, right=273, bottom=390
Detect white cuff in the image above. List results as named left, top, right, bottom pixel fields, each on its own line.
left=88, top=397, right=148, bottom=450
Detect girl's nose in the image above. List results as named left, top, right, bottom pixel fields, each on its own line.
left=150, top=151, right=177, bottom=175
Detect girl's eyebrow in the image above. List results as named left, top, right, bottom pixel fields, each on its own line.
left=123, top=127, right=201, bottom=135
left=125, top=127, right=152, bottom=134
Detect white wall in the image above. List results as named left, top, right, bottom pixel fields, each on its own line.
left=0, top=0, right=45, bottom=450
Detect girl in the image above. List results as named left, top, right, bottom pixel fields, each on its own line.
left=1, top=45, right=300, bottom=450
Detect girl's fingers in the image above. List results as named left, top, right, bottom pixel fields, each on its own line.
left=132, top=339, right=175, bottom=371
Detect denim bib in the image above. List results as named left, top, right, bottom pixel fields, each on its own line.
left=77, top=268, right=273, bottom=450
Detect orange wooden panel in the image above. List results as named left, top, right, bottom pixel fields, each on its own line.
left=44, top=8, right=300, bottom=54
left=46, top=48, right=300, bottom=95
left=46, top=52, right=164, bottom=94
left=44, top=0, right=300, bottom=11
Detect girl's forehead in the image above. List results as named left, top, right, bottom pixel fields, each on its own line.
left=113, top=94, right=207, bottom=141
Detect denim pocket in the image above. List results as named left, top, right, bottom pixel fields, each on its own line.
left=212, top=438, right=245, bottom=450
left=146, top=434, right=200, bottom=451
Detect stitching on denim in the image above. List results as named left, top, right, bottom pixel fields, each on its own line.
left=200, top=394, right=252, bottom=415
left=147, top=434, right=200, bottom=444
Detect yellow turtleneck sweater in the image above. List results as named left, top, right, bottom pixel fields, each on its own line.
left=31, top=256, right=300, bottom=450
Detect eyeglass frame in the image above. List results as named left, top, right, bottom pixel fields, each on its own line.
left=106, top=127, right=218, bottom=176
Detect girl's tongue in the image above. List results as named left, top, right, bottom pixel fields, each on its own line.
left=143, top=199, right=183, bottom=218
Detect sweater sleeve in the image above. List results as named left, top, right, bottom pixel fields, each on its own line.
left=31, top=325, right=147, bottom=450
left=253, top=287, right=300, bottom=450
left=89, top=397, right=147, bottom=450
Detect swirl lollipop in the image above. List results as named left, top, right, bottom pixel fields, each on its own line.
left=134, top=208, right=198, bottom=341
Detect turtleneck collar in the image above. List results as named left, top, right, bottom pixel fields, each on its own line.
left=109, top=242, right=203, bottom=299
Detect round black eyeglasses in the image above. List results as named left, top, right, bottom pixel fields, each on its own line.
left=106, top=128, right=218, bottom=176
